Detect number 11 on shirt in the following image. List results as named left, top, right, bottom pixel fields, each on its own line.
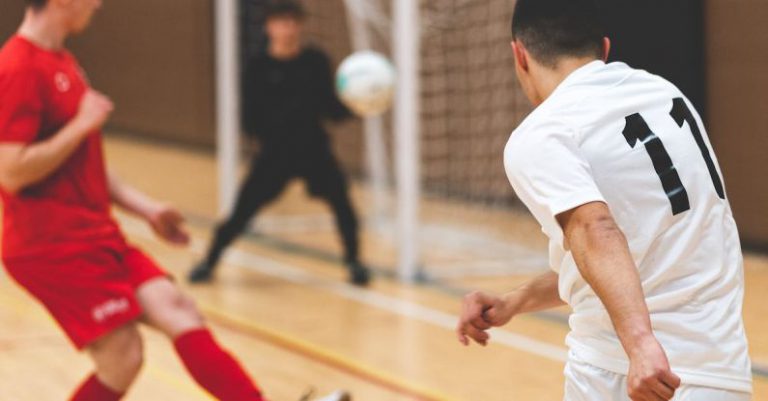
left=622, top=97, right=725, bottom=216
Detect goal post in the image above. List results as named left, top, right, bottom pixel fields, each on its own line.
left=216, top=1, right=538, bottom=283
left=214, top=0, right=241, bottom=217
left=392, top=0, right=422, bottom=282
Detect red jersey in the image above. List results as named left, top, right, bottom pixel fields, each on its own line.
left=0, top=35, right=123, bottom=262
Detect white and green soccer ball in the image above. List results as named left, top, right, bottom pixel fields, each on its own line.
left=336, top=50, right=396, bottom=118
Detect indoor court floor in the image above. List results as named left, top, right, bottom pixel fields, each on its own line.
left=0, top=135, right=766, bottom=401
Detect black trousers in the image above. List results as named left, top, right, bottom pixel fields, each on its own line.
left=202, top=147, right=360, bottom=268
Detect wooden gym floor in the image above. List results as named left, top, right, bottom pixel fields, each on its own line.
left=0, top=134, right=766, bottom=400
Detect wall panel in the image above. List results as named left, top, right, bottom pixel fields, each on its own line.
left=706, top=0, right=768, bottom=248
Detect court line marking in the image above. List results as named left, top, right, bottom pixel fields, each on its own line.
left=198, top=239, right=570, bottom=363
left=0, top=271, right=451, bottom=401
left=126, top=213, right=566, bottom=361
left=180, top=214, right=768, bottom=380
left=125, top=215, right=570, bottom=363
left=221, top=239, right=768, bottom=381
left=200, top=303, right=458, bottom=401
left=120, top=217, right=463, bottom=400
left=124, top=217, right=768, bottom=379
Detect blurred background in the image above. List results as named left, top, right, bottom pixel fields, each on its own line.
left=0, top=1, right=766, bottom=400
left=1, top=0, right=765, bottom=250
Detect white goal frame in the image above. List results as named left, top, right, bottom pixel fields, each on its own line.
left=214, top=0, right=423, bottom=282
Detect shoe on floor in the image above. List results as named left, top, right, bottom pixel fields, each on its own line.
left=187, top=261, right=215, bottom=283
left=346, top=261, right=371, bottom=287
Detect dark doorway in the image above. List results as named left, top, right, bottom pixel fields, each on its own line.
left=597, top=0, right=706, bottom=119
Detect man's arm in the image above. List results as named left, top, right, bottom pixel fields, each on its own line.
left=558, top=201, right=680, bottom=401
left=0, top=90, right=112, bottom=194
left=502, top=270, right=564, bottom=315
left=317, top=51, right=353, bottom=121
left=107, top=172, right=189, bottom=246
left=108, top=172, right=163, bottom=220
left=456, top=271, right=564, bottom=346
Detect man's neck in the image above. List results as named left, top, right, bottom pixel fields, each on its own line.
left=534, top=57, right=600, bottom=103
left=17, top=8, right=68, bottom=51
left=269, top=41, right=301, bottom=60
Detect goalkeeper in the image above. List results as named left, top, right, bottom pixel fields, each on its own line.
left=189, top=0, right=370, bottom=286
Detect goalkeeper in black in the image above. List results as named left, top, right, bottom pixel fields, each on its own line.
left=189, top=0, right=370, bottom=286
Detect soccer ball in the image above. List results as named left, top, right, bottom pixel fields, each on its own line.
left=336, top=51, right=396, bottom=118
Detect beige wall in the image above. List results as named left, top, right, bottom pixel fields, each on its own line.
left=2, top=1, right=766, bottom=248
left=0, top=4, right=24, bottom=41
left=1, top=1, right=215, bottom=146
left=706, top=0, right=768, bottom=248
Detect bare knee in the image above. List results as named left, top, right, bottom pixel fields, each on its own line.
left=88, top=324, right=144, bottom=391
left=171, top=293, right=205, bottom=331
left=138, top=280, right=205, bottom=338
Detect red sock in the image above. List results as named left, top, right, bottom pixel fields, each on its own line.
left=174, top=329, right=265, bottom=401
left=69, top=374, right=123, bottom=401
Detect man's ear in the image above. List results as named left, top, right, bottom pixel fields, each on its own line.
left=511, top=40, right=529, bottom=72
left=602, top=37, right=611, bottom=62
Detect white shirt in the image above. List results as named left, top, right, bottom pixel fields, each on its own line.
left=504, top=61, right=752, bottom=393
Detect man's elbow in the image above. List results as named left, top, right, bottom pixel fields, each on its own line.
left=560, top=203, right=624, bottom=245
left=0, top=171, right=28, bottom=195
left=583, top=214, right=620, bottom=235
left=0, top=179, right=22, bottom=195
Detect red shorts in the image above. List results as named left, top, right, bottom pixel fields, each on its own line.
left=3, top=244, right=167, bottom=350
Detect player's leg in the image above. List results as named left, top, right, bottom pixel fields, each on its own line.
left=136, top=278, right=351, bottom=401
left=305, top=151, right=370, bottom=285
left=3, top=255, right=150, bottom=401
left=137, top=278, right=266, bottom=400
left=189, top=153, right=292, bottom=282
left=70, top=324, right=143, bottom=401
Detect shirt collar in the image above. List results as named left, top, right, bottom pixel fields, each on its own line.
left=549, top=60, right=606, bottom=98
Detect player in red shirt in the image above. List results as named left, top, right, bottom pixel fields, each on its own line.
left=0, top=1, right=348, bottom=401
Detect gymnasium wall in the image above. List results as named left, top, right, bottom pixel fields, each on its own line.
left=1, top=1, right=767, bottom=248
left=0, top=1, right=216, bottom=147
left=705, top=1, right=768, bottom=250
left=0, top=4, right=24, bottom=44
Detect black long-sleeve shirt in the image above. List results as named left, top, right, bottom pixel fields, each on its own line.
left=241, top=46, right=352, bottom=150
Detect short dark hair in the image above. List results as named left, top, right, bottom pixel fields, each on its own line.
left=25, top=0, right=48, bottom=9
left=264, top=0, right=306, bottom=20
left=511, top=0, right=606, bottom=67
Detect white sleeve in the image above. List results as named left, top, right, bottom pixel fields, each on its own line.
left=504, top=124, right=605, bottom=248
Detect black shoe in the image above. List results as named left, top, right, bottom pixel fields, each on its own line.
left=346, top=261, right=371, bottom=286
left=188, top=261, right=215, bottom=283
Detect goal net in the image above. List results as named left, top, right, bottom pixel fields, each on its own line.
left=227, top=0, right=549, bottom=283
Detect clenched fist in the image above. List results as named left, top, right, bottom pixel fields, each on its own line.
left=627, top=336, right=681, bottom=401
left=148, top=203, right=190, bottom=246
left=456, top=291, right=518, bottom=346
left=74, top=89, right=114, bottom=134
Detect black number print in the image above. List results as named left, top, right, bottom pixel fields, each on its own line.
left=669, top=98, right=725, bottom=199
left=622, top=98, right=726, bottom=215
left=623, top=113, right=691, bottom=215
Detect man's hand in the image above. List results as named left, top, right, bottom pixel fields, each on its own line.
left=456, top=291, right=518, bottom=346
left=0, top=90, right=114, bottom=194
left=148, top=204, right=190, bottom=246
left=557, top=202, right=680, bottom=400
left=627, top=336, right=681, bottom=401
left=74, top=90, right=113, bottom=134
